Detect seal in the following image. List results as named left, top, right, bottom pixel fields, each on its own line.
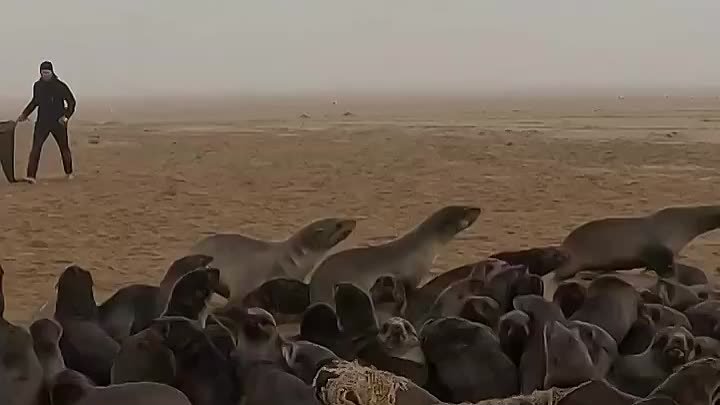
left=619, top=309, right=656, bottom=355
left=654, top=278, right=702, bottom=311
left=640, top=358, right=720, bottom=405
left=404, top=260, right=496, bottom=326
left=489, top=246, right=569, bottom=276
left=554, top=380, right=639, bottom=405
left=110, top=323, right=176, bottom=385
left=299, top=303, right=345, bottom=356
left=309, top=205, right=481, bottom=305
left=608, top=325, right=697, bottom=397
left=673, top=263, right=709, bottom=286
left=0, top=265, right=44, bottom=405
left=423, top=264, right=488, bottom=324
left=98, top=254, right=214, bottom=342
left=333, top=283, right=379, bottom=342
left=151, top=316, right=240, bottom=405
left=543, top=320, right=598, bottom=389
left=357, top=317, right=428, bottom=386
left=420, top=316, right=518, bottom=402
left=241, top=278, right=310, bottom=324
left=161, top=267, right=222, bottom=327
left=53, top=265, right=120, bottom=386
left=458, top=295, right=502, bottom=330
left=50, top=368, right=192, bottom=405
left=498, top=309, right=531, bottom=367
left=694, top=336, right=720, bottom=359
left=190, top=217, right=356, bottom=302
left=369, top=275, right=407, bottom=323
left=684, top=300, right=720, bottom=339
left=566, top=320, right=618, bottom=378
left=645, top=303, right=692, bottom=329
left=552, top=280, right=587, bottom=318
left=569, top=275, right=640, bottom=344
left=553, top=205, right=720, bottom=281
left=235, top=330, right=317, bottom=405
left=282, top=340, right=440, bottom=405
left=512, top=294, right=566, bottom=394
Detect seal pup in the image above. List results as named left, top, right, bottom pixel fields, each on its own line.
left=645, top=303, right=692, bottom=329
left=552, top=280, right=587, bottom=318
left=241, top=277, right=309, bottom=324
left=567, top=319, right=618, bottom=377
left=569, top=275, right=640, bottom=344
left=498, top=309, right=531, bottom=367
left=404, top=260, right=495, bottom=326
left=50, top=369, right=192, bottom=405
left=619, top=309, right=656, bottom=355
left=309, top=205, right=481, bottom=305
left=542, top=320, right=598, bottom=389
left=283, top=340, right=440, bottom=405
left=673, top=263, right=709, bottom=286
left=53, top=265, right=120, bottom=386
left=694, top=336, right=720, bottom=359
left=654, top=278, right=703, bottom=311
left=29, top=318, right=191, bottom=405
left=640, top=358, right=720, bottom=405
left=369, top=275, right=407, bottom=323
left=420, top=316, right=518, bottom=402
left=357, top=317, right=428, bottom=386
left=190, top=217, right=356, bottom=302
left=684, top=300, right=720, bottom=339
left=151, top=316, right=239, bottom=405
left=110, top=323, right=176, bottom=385
left=512, top=294, right=566, bottom=394
left=458, top=295, right=502, bottom=330
left=299, top=303, right=345, bottom=356
left=553, top=205, right=720, bottom=280
left=423, top=263, right=488, bottom=324
left=98, top=254, right=214, bottom=342
left=161, top=267, right=221, bottom=326
left=489, top=246, right=568, bottom=276
left=608, top=325, right=697, bottom=397
left=0, top=265, right=44, bottom=405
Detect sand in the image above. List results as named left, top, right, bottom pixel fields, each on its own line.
left=1, top=94, right=719, bottom=323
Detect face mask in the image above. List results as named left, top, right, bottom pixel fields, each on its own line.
left=40, top=70, right=54, bottom=81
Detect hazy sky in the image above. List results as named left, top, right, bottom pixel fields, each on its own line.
left=2, top=0, right=719, bottom=98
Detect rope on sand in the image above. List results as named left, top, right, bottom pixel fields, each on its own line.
left=312, top=360, right=410, bottom=405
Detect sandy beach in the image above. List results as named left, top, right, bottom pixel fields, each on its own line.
left=1, top=94, right=719, bottom=323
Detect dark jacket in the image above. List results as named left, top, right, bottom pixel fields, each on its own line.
left=21, top=77, right=76, bottom=126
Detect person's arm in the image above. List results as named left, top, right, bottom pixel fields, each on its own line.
left=18, top=82, right=39, bottom=121
left=61, top=81, right=76, bottom=119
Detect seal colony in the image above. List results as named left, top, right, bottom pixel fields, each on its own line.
left=2, top=203, right=720, bottom=405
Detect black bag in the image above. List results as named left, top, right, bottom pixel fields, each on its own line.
left=0, top=120, right=17, bottom=182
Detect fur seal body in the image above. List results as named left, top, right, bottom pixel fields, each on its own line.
left=53, top=266, right=120, bottom=386
left=0, top=266, right=44, bottom=405
left=608, top=325, right=697, bottom=397
left=190, top=218, right=356, bottom=302
left=358, top=317, right=428, bottom=385
left=369, top=275, right=407, bottom=323
left=421, top=316, right=518, bottom=402
left=641, top=358, right=720, bottom=405
left=553, top=205, right=720, bottom=280
left=309, top=206, right=481, bottom=305
left=569, top=276, right=640, bottom=344
left=241, top=278, right=310, bottom=324
left=98, top=254, right=214, bottom=342
left=489, top=246, right=568, bottom=276
left=684, top=300, right=720, bottom=339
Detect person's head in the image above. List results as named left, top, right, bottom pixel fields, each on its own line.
left=39, top=61, right=55, bottom=81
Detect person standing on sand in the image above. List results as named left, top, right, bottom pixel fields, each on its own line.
left=17, top=61, right=76, bottom=184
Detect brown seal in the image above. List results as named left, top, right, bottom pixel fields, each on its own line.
left=1, top=265, right=44, bottom=405
left=498, top=309, right=531, bottom=367
left=98, top=254, right=214, bottom=342
left=53, top=265, right=120, bottom=386
left=654, top=278, right=703, bottom=311
left=420, top=316, right=518, bottom=402
left=552, top=280, right=587, bottom=318
left=639, top=358, right=720, bottom=405
left=161, top=268, right=222, bottom=326
left=569, top=275, right=640, bottom=344
left=190, top=217, right=356, bottom=302
left=553, top=205, right=720, bottom=281
left=608, top=325, right=697, bottom=397
left=489, top=246, right=568, bottom=276
left=241, top=278, right=310, bottom=325
left=684, top=300, right=720, bottom=339
left=369, top=275, right=407, bottom=323
left=309, top=205, right=481, bottom=305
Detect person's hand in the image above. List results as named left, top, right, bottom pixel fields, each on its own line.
left=58, top=116, right=68, bottom=126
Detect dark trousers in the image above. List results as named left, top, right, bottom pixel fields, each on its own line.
left=26, top=122, right=73, bottom=178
